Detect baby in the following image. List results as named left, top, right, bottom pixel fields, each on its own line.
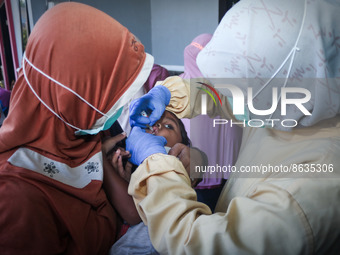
left=102, top=111, right=191, bottom=228
left=145, top=110, right=190, bottom=148
left=105, top=110, right=190, bottom=182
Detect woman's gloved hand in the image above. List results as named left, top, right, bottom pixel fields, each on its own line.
left=126, top=126, right=167, bottom=165
left=129, top=85, right=171, bottom=128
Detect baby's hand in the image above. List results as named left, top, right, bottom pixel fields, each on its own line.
left=111, top=148, right=132, bottom=182
left=102, top=133, right=127, bottom=155
left=169, top=143, right=203, bottom=188
left=102, top=133, right=132, bottom=182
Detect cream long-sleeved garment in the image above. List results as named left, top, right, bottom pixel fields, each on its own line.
left=129, top=77, right=340, bottom=254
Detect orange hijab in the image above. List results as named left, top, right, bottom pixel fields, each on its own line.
left=0, top=3, right=151, bottom=166
left=0, top=3, right=152, bottom=252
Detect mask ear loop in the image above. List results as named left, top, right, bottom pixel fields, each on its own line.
left=247, top=0, right=307, bottom=124
left=23, top=53, right=109, bottom=118
left=22, top=55, right=81, bottom=131
left=23, top=53, right=110, bottom=131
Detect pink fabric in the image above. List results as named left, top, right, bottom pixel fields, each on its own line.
left=143, top=64, right=169, bottom=92
left=180, top=34, right=243, bottom=189
left=190, top=115, right=242, bottom=188
left=180, top=34, right=213, bottom=79
left=180, top=34, right=214, bottom=139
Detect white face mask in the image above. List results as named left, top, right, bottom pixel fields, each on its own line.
left=22, top=52, right=124, bottom=135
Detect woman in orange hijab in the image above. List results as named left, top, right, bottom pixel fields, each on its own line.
left=0, top=2, right=153, bottom=254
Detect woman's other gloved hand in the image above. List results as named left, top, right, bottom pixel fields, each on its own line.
left=129, top=85, right=171, bottom=128
left=126, top=126, right=167, bottom=165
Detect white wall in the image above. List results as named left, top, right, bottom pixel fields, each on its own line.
left=150, top=0, right=218, bottom=66
left=29, top=0, right=152, bottom=53
left=22, top=0, right=219, bottom=68
left=79, top=0, right=152, bottom=54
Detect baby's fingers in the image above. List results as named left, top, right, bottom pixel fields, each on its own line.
left=120, top=150, right=131, bottom=158
left=117, top=155, right=125, bottom=176
left=111, top=149, right=121, bottom=170
left=102, top=133, right=126, bottom=155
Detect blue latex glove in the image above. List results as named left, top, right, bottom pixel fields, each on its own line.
left=126, top=126, right=167, bottom=165
left=129, top=85, right=171, bottom=128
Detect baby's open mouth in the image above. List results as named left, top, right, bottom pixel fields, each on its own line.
left=146, top=126, right=157, bottom=135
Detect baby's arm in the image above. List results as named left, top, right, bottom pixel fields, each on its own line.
left=102, top=134, right=141, bottom=225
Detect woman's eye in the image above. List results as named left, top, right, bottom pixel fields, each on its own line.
left=164, top=124, right=173, bottom=130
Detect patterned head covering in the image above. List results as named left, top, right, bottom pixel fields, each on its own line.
left=197, top=0, right=340, bottom=130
